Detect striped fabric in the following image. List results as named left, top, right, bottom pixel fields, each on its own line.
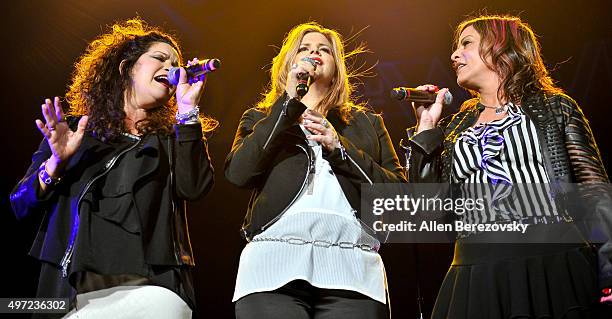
left=452, top=103, right=563, bottom=225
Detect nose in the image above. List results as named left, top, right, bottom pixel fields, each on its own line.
left=163, top=60, right=174, bottom=71
left=310, top=49, right=321, bottom=56
left=451, top=47, right=461, bottom=63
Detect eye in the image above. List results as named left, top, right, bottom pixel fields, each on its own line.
left=462, top=40, right=472, bottom=47
left=298, top=47, right=309, bottom=52
left=153, top=56, right=165, bottom=62
left=319, top=47, right=331, bottom=54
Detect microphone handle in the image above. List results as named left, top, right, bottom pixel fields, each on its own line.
left=296, top=73, right=311, bottom=97
left=168, top=58, right=221, bottom=85
left=295, top=57, right=317, bottom=97
left=185, top=59, right=220, bottom=78
left=391, top=87, right=452, bottom=105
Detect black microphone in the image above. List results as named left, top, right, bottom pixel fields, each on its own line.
left=168, top=58, right=221, bottom=85
left=390, top=87, right=453, bottom=105
left=296, top=57, right=318, bottom=97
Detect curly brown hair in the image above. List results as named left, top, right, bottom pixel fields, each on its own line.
left=454, top=15, right=563, bottom=109
left=66, top=18, right=217, bottom=141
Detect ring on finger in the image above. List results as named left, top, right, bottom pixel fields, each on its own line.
left=291, top=63, right=298, bottom=70
left=46, top=123, right=56, bottom=131
left=321, top=119, right=329, bottom=128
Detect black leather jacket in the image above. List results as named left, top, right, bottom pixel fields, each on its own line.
left=407, top=93, right=612, bottom=287
left=225, top=94, right=406, bottom=240
left=10, top=122, right=213, bottom=277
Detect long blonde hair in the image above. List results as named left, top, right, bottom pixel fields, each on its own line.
left=257, top=22, right=366, bottom=122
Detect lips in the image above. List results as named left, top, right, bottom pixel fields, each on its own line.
left=452, top=62, right=466, bottom=73
left=310, top=57, right=323, bottom=65
left=154, top=74, right=171, bottom=88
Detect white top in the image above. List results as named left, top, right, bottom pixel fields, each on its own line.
left=232, top=126, right=387, bottom=304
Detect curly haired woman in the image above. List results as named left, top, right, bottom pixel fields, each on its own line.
left=10, top=18, right=216, bottom=318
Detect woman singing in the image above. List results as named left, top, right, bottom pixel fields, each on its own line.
left=10, top=18, right=215, bottom=318
left=407, top=15, right=611, bottom=318
left=225, top=22, right=405, bottom=319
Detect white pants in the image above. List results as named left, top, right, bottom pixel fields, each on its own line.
left=63, top=285, right=192, bottom=319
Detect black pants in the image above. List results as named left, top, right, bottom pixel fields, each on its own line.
left=235, top=280, right=388, bottom=319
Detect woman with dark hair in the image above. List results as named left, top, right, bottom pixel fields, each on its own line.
left=406, top=15, right=611, bottom=318
left=225, top=22, right=405, bottom=319
left=10, top=18, right=215, bottom=318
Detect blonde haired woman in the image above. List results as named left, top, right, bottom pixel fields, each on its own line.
left=226, top=22, right=405, bottom=318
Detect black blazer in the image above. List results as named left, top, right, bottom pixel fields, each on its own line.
left=10, top=122, right=213, bottom=274
left=225, top=94, right=406, bottom=240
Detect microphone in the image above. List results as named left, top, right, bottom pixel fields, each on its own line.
left=296, top=57, right=318, bottom=97
left=390, top=87, right=453, bottom=105
left=168, top=58, right=221, bottom=85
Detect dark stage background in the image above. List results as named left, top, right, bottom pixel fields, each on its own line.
left=1, top=1, right=611, bottom=318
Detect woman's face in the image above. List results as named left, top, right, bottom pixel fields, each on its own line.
left=451, top=25, right=500, bottom=92
left=293, top=32, right=336, bottom=85
left=128, top=41, right=179, bottom=109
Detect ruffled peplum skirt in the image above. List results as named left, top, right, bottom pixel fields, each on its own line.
left=431, top=223, right=604, bottom=319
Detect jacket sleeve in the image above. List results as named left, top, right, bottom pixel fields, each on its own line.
left=325, top=113, right=406, bottom=185
left=405, top=111, right=457, bottom=183
left=173, top=123, right=215, bottom=200
left=225, top=94, right=306, bottom=188
left=10, top=139, right=56, bottom=220
left=559, top=94, right=612, bottom=288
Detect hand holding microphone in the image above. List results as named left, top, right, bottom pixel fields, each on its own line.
left=173, top=58, right=220, bottom=113
left=168, top=58, right=221, bottom=85
left=391, top=85, right=450, bottom=134
left=286, top=57, right=318, bottom=99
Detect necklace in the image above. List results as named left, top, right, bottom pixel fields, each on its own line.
left=482, top=104, right=508, bottom=114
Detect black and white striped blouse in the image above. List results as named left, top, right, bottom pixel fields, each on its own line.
left=452, top=103, right=565, bottom=224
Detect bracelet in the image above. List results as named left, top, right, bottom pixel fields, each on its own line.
left=175, top=106, right=200, bottom=124
left=38, top=160, right=62, bottom=187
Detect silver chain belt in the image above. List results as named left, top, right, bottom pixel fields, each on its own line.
left=250, top=236, right=379, bottom=252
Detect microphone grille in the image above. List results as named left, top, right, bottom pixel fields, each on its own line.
left=443, top=91, right=453, bottom=105
left=390, top=88, right=405, bottom=100
left=167, top=67, right=180, bottom=86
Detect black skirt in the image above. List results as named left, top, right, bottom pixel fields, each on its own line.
left=431, top=223, right=603, bottom=319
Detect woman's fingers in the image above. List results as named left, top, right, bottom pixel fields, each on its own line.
left=54, top=97, right=64, bottom=122
left=41, top=102, right=53, bottom=127
left=415, top=84, right=439, bottom=93
left=35, top=119, right=51, bottom=139
left=306, top=134, right=327, bottom=143
left=45, top=98, right=58, bottom=124
left=291, top=61, right=315, bottom=78
left=434, top=88, right=449, bottom=105
left=302, top=109, right=325, bottom=121
left=75, top=116, right=89, bottom=136
left=303, top=122, right=328, bottom=134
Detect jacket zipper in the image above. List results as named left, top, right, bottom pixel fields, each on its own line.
left=344, top=150, right=374, bottom=185
left=258, top=143, right=312, bottom=233
left=252, top=121, right=380, bottom=237
left=60, top=138, right=142, bottom=277
left=168, top=137, right=181, bottom=264
left=262, top=97, right=291, bottom=150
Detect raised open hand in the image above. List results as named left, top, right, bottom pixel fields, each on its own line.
left=35, top=97, right=88, bottom=175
